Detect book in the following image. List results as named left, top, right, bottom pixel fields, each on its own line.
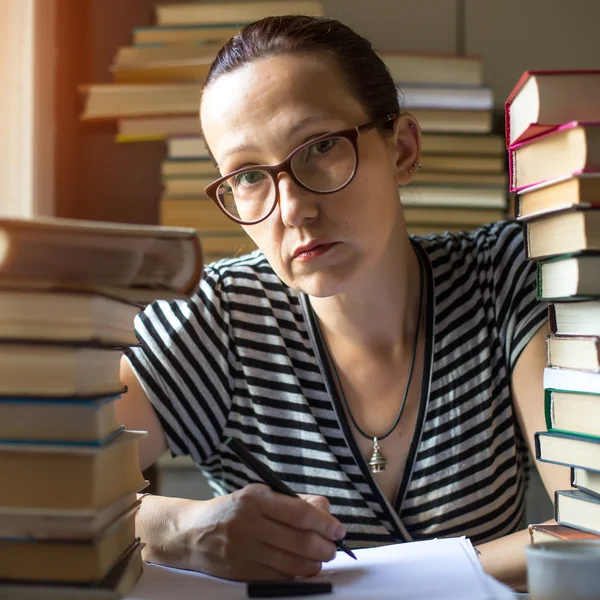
left=401, top=185, right=506, bottom=209
left=81, top=83, right=201, bottom=120
left=410, top=171, right=507, bottom=187
left=132, top=24, right=240, bottom=46
left=0, top=290, right=140, bottom=345
left=528, top=522, right=600, bottom=544
left=537, top=255, right=600, bottom=300
left=160, top=198, right=243, bottom=233
left=516, top=173, right=600, bottom=220
left=380, top=52, right=483, bottom=86
left=0, top=395, right=123, bottom=444
left=523, top=208, right=600, bottom=260
left=0, top=344, right=124, bottom=397
left=0, top=492, right=141, bottom=540
left=117, top=116, right=202, bottom=141
left=547, top=335, right=600, bottom=372
left=505, top=70, right=600, bottom=147
left=155, top=1, right=324, bottom=26
left=402, top=108, right=492, bottom=134
left=535, top=430, right=600, bottom=472
left=0, top=507, right=137, bottom=583
left=509, top=121, right=600, bottom=192
left=111, top=58, right=214, bottom=84
left=548, top=300, right=600, bottom=336
left=572, top=467, right=600, bottom=499
left=403, top=207, right=505, bottom=227
left=0, top=431, right=146, bottom=510
left=161, top=159, right=218, bottom=179
left=416, top=154, right=504, bottom=173
left=0, top=539, right=144, bottom=599
left=112, top=43, right=221, bottom=68
left=0, top=217, right=202, bottom=304
left=544, top=366, right=600, bottom=394
left=545, top=388, right=600, bottom=438
left=555, top=489, right=600, bottom=536
left=162, top=177, right=215, bottom=198
left=420, top=133, right=504, bottom=156
left=398, top=84, right=493, bottom=111
left=167, top=136, right=210, bottom=159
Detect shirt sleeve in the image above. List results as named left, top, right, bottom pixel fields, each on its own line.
left=485, top=221, right=548, bottom=373
left=126, top=265, right=236, bottom=464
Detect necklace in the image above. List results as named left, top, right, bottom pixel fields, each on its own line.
left=323, top=251, right=425, bottom=474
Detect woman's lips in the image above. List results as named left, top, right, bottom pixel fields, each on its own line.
left=293, top=242, right=338, bottom=262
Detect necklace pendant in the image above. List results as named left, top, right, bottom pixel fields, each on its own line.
left=368, top=437, right=387, bottom=473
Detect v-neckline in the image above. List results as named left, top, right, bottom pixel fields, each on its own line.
left=300, top=239, right=436, bottom=541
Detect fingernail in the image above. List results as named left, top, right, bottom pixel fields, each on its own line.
left=334, top=524, right=346, bottom=540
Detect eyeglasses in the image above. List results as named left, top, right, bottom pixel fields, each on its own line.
left=204, top=113, right=398, bottom=225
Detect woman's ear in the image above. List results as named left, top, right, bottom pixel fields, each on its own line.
left=390, top=113, right=421, bottom=186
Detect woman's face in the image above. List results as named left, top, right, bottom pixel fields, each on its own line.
left=201, top=53, right=417, bottom=297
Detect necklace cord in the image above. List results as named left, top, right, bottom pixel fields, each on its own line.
left=322, top=251, right=425, bottom=442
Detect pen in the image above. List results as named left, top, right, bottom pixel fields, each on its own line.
left=225, top=436, right=357, bottom=560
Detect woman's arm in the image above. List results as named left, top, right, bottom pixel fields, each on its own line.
left=475, top=324, right=570, bottom=590
left=116, top=356, right=345, bottom=581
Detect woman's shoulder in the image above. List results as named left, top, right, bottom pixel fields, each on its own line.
left=411, top=220, right=524, bottom=266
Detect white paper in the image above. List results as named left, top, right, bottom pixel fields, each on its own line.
left=127, top=537, right=516, bottom=600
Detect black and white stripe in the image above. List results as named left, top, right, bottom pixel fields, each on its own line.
left=128, top=221, right=547, bottom=548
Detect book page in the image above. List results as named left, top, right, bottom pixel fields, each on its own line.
left=127, top=537, right=514, bottom=600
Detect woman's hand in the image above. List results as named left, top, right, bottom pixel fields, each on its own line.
left=137, top=484, right=346, bottom=581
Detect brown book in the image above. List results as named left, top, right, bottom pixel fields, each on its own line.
left=523, top=209, right=600, bottom=259
left=161, top=159, right=218, bottom=179
left=112, top=43, right=221, bottom=68
left=162, top=177, right=215, bottom=198
left=510, top=122, right=600, bottom=191
left=0, top=540, right=144, bottom=599
left=0, top=507, right=137, bottom=583
left=0, top=395, right=122, bottom=444
left=81, top=83, right=201, bottom=120
left=0, top=493, right=141, bottom=540
left=404, top=108, right=492, bottom=134
left=0, top=344, right=124, bottom=397
left=403, top=207, right=505, bottom=227
left=547, top=336, right=600, bottom=372
left=420, top=133, right=504, bottom=156
left=506, top=70, right=600, bottom=146
left=418, top=154, right=504, bottom=173
left=0, top=290, right=140, bottom=345
left=117, top=116, right=202, bottom=142
left=516, top=174, right=600, bottom=220
left=133, top=24, right=239, bottom=46
left=529, top=522, right=600, bottom=544
left=0, top=217, right=202, bottom=304
left=155, top=1, right=323, bottom=26
left=112, top=59, right=213, bottom=84
left=379, top=52, right=482, bottom=86
left=414, top=172, right=507, bottom=187
left=160, top=197, right=244, bottom=233
left=0, top=430, right=146, bottom=510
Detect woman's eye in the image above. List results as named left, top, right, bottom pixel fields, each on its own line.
left=307, top=138, right=337, bottom=157
left=234, top=170, right=265, bottom=186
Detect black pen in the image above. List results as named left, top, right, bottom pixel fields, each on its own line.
left=225, top=436, right=357, bottom=560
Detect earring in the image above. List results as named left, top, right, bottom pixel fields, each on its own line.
left=408, top=162, right=422, bottom=174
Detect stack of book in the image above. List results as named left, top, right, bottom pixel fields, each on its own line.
left=0, top=217, right=202, bottom=598
left=505, top=70, right=600, bottom=545
left=379, top=52, right=508, bottom=234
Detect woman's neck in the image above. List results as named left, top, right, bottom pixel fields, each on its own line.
left=309, top=225, right=422, bottom=358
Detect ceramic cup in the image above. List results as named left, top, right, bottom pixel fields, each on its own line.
left=526, top=541, right=600, bottom=600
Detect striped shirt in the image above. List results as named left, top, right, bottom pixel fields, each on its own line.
left=128, top=220, right=547, bottom=548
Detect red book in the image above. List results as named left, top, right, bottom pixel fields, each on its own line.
left=529, top=523, right=600, bottom=544
left=505, top=70, right=600, bottom=147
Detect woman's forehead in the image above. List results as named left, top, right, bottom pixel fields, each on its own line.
left=200, top=54, right=365, bottom=157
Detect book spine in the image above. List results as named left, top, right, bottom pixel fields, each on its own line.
left=523, top=222, right=533, bottom=260
left=535, top=263, right=543, bottom=301
left=534, top=432, right=542, bottom=460
left=548, top=303, right=558, bottom=333
left=544, top=389, right=553, bottom=431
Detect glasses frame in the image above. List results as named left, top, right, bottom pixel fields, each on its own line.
left=204, top=113, right=398, bottom=225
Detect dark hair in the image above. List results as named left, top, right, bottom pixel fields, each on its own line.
left=202, top=15, right=400, bottom=124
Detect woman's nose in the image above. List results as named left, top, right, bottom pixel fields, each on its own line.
left=276, top=173, right=319, bottom=227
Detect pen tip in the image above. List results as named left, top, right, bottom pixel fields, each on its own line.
left=347, top=548, right=357, bottom=560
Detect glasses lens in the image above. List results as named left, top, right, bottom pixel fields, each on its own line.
left=291, top=136, right=356, bottom=192
left=216, top=169, right=275, bottom=223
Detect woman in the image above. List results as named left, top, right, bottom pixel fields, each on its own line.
left=118, top=15, right=569, bottom=589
